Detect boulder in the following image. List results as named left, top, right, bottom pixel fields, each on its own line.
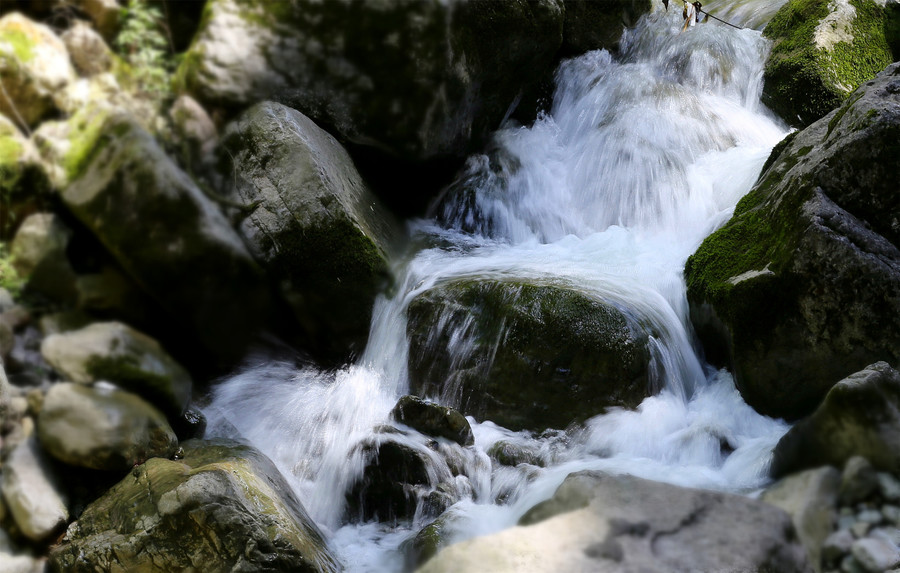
left=60, top=20, right=113, bottom=77
left=761, top=466, right=841, bottom=572
left=407, top=279, right=652, bottom=432
left=48, top=438, right=340, bottom=572
left=685, top=62, right=900, bottom=420
left=56, top=107, right=271, bottom=362
left=72, top=0, right=120, bottom=42
left=0, top=115, right=49, bottom=240
left=420, top=470, right=811, bottom=572
left=0, top=13, right=75, bottom=128
left=1, top=436, right=69, bottom=542
left=770, top=362, right=900, bottom=478
left=178, top=0, right=564, bottom=161
left=762, top=0, right=900, bottom=126
left=10, top=212, right=78, bottom=305
left=41, top=321, right=192, bottom=416
left=561, top=0, right=651, bottom=55
left=839, top=456, right=880, bottom=505
left=391, top=395, right=474, bottom=447
left=37, top=382, right=178, bottom=471
left=221, top=101, right=398, bottom=359
left=169, top=94, right=217, bottom=166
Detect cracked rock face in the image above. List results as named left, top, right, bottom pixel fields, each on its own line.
left=418, top=470, right=812, bottom=572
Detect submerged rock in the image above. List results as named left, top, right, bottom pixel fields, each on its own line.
left=391, top=395, right=474, bottom=447
left=407, top=279, right=652, bottom=432
left=762, top=0, right=900, bottom=126
left=221, top=101, right=398, bottom=360
left=420, top=470, right=811, bottom=572
left=37, top=382, right=178, bottom=472
left=685, top=62, right=900, bottom=420
left=48, top=438, right=340, bottom=572
left=41, top=321, right=192, bottom=416
left=771, top=362, right=900, bottom=478
left=178, top=0, right=564, bottom=161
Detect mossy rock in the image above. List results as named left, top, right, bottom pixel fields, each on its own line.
left=178, top=0, right=563, bottom=161
left=407, top=278, right=653, bottom=432
left=48, top=438, right=340, bottom=572
left=391, top=395, right=474, bottom=447
left=0, top=115, right=50, bottom=240
left=685, top=62, right=900, bottom=419
left=221, top=101, right=398, bottom=361
left=762, top=0, right=900, bottom=126
left=58, top=107, right=271, bottom=363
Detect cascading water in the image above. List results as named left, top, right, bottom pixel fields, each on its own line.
left=204, top=4, right=793, bottom=571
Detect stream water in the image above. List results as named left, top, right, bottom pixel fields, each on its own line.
left=204, top=3, right=792, bottom=571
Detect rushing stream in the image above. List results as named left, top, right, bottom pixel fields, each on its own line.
left=204, top=3, right=793, bottom=571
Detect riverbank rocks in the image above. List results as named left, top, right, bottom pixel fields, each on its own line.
left=770, top=362, right=900, bottom=478
left=0, top=13, right=75, bottom=128
left=685, top=61, right=900, bottom=420
left=10, top=213, right=78, bottom=305
left=762, top=0, right=900, bottom=126
left=57, top=107, right=271, bottom=362
left=0, top=116, right=49, bottom=239
left=178, top=0, right=564, bottom=161
left=407, top=279, right=651, bottom=432
left=419, top=470, right=811, bottom=572
left=40, top=321, right=191, bottom=416
left=48, top=438, right=340, bottom=572
left=37, top=382, right=177, bottom=471
left=60, top=20, right=113, bottom=78
left=0, top=437, right=68, bottom=542
left=391, top=396, right=474, bottom=447
left=221, top=101, right=398, bottom=360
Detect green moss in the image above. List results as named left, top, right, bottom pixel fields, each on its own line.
left=0, top=242, right=23, bottom=296
left=63, top=110, right=119, bottom=182
left=0, top=26, right=36, bottom=64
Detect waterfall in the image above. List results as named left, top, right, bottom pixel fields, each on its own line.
left=203, top=5, right=792, bottom=571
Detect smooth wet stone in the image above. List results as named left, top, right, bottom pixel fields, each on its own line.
left=852, top=537, right=900, bottom=572
left=858, top=510, right=884, bottom=525
left=823, top=529, right=855, bottom=568
left=879, top=473, right=900, bottom=502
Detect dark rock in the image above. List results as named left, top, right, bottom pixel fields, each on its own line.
left=420, top=470, right=812, bottom=572
left=172, top=405, right=207, bottom=441
left=48, top=438, right=340, bottom=572
left=685, top=62, right=900, bottom=420
left=487, top=440, right=545, bottom=468
left=346, top=438, right=432, bottom=524
left=0, top=116, right=51, bottom=241
left=762, top=0, right=900, bottom=126
left=391, top=395, right=474, bottom=447
left=771, top=362, right=900, bottom=478
left=221, top=101, right=398, bottom=361
left=840, top=456, right=880, bottom=506
left=561, top=0, right=651, bottom=55
left=178, top=0, right=565, bottom=162
left=407, top=279, right=652, bottom=432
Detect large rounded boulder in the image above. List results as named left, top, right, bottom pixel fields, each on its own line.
left=685, top=62, right=900, bottom=420
left=177, top=0, right=565, bottom=161
left=407, top=279, right=652, bottom=432
left=762, top=0, right=900, bottom=126
left=48, top=439, right=340, bottom=572
left=221, top=101, right=399, bottom=360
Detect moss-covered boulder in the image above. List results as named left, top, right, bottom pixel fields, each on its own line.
left=0, top=115, right=49, bottom=240
left=561, top=0, right=651, bottom=54
left=37, top=382, right=178, bottom=472
left=48, top=438, right=340, bottom=572
left=762, top=0, right=900, bottom=126
left=221, top=101, right=398, bottom=360
left=41, top=321, right=192, bottom=417
left=391, top=395, right=474, bottom=447
left=770, top=362, right=900, bottom=478
left=685, top=62, right=900, bottom=420
left=407, top=279, right=652, bottom=432
left=0, top=13, right=75, bottom=128
left=56, top=107, right=271, bottom=362
left=178, top=0, right=564, bottom=161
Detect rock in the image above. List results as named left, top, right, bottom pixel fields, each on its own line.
left=0, top=13, right=75, bottom=127
left=852, top=521, right=874, bottom=539
left=73, top=265, right=150, bottom=323
left=487, top=440, right=544, bottom=468
left=407, top=515, right=453, bottom=570
left=852, top=537, right=900, bottom=572
left=391, top=395, right=474, bottom=447
left=880, top=473, right=900, bottom=502
left=771, top=363, right=900, bottom=478
left=857, top=510, right=884, bottom=525
left=57, top=107, right=271, bottom=362
left=37, top=382, right=178, bottom=471
left=762, top=0, right=900, bottom=126
left=884, top=505, right=900, bottom=524
left=171, top=405, right=207, bottom=441
left=561, top=0, right=651, bottom=54
left=762, top=466, right=841, bottom=572
left=0, top=361, right=11, bottom=420
left=346, top=437, right=432, bottom=523
left=407, top=279, right=652, bottom=432
left=41, top=321, right=192, bottom=416
left=824, top=529, right=855, bottom=568
left=1, top=436, right=69, bottom=542
left=61, top=20, right=113, bottom=77
left=221, top=101, right=398, bottom=360
left=72, top=0, right=121, bottom=42
left=0, top=115, right=49, bottom=240
left=421, top=470, right=811, bottom=572
left=685, top=62, right=900, bottom=420
left=169, top=94, right=217, bottom=166
left=872, top=527, right=900, bottom=547
left=0, top=287, right=13, bottom=312
left=0, top=554, right=45, bottom=573
left=10, top=212, right=78, bottom=305
left=178, top=0, right=564, bottom=161
left=841, top=457, right=881, bottom=506
left=48, top=438, right=340, bottom=572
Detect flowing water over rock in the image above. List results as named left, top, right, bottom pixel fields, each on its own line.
left=204, top=7, right=792, bottom=571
